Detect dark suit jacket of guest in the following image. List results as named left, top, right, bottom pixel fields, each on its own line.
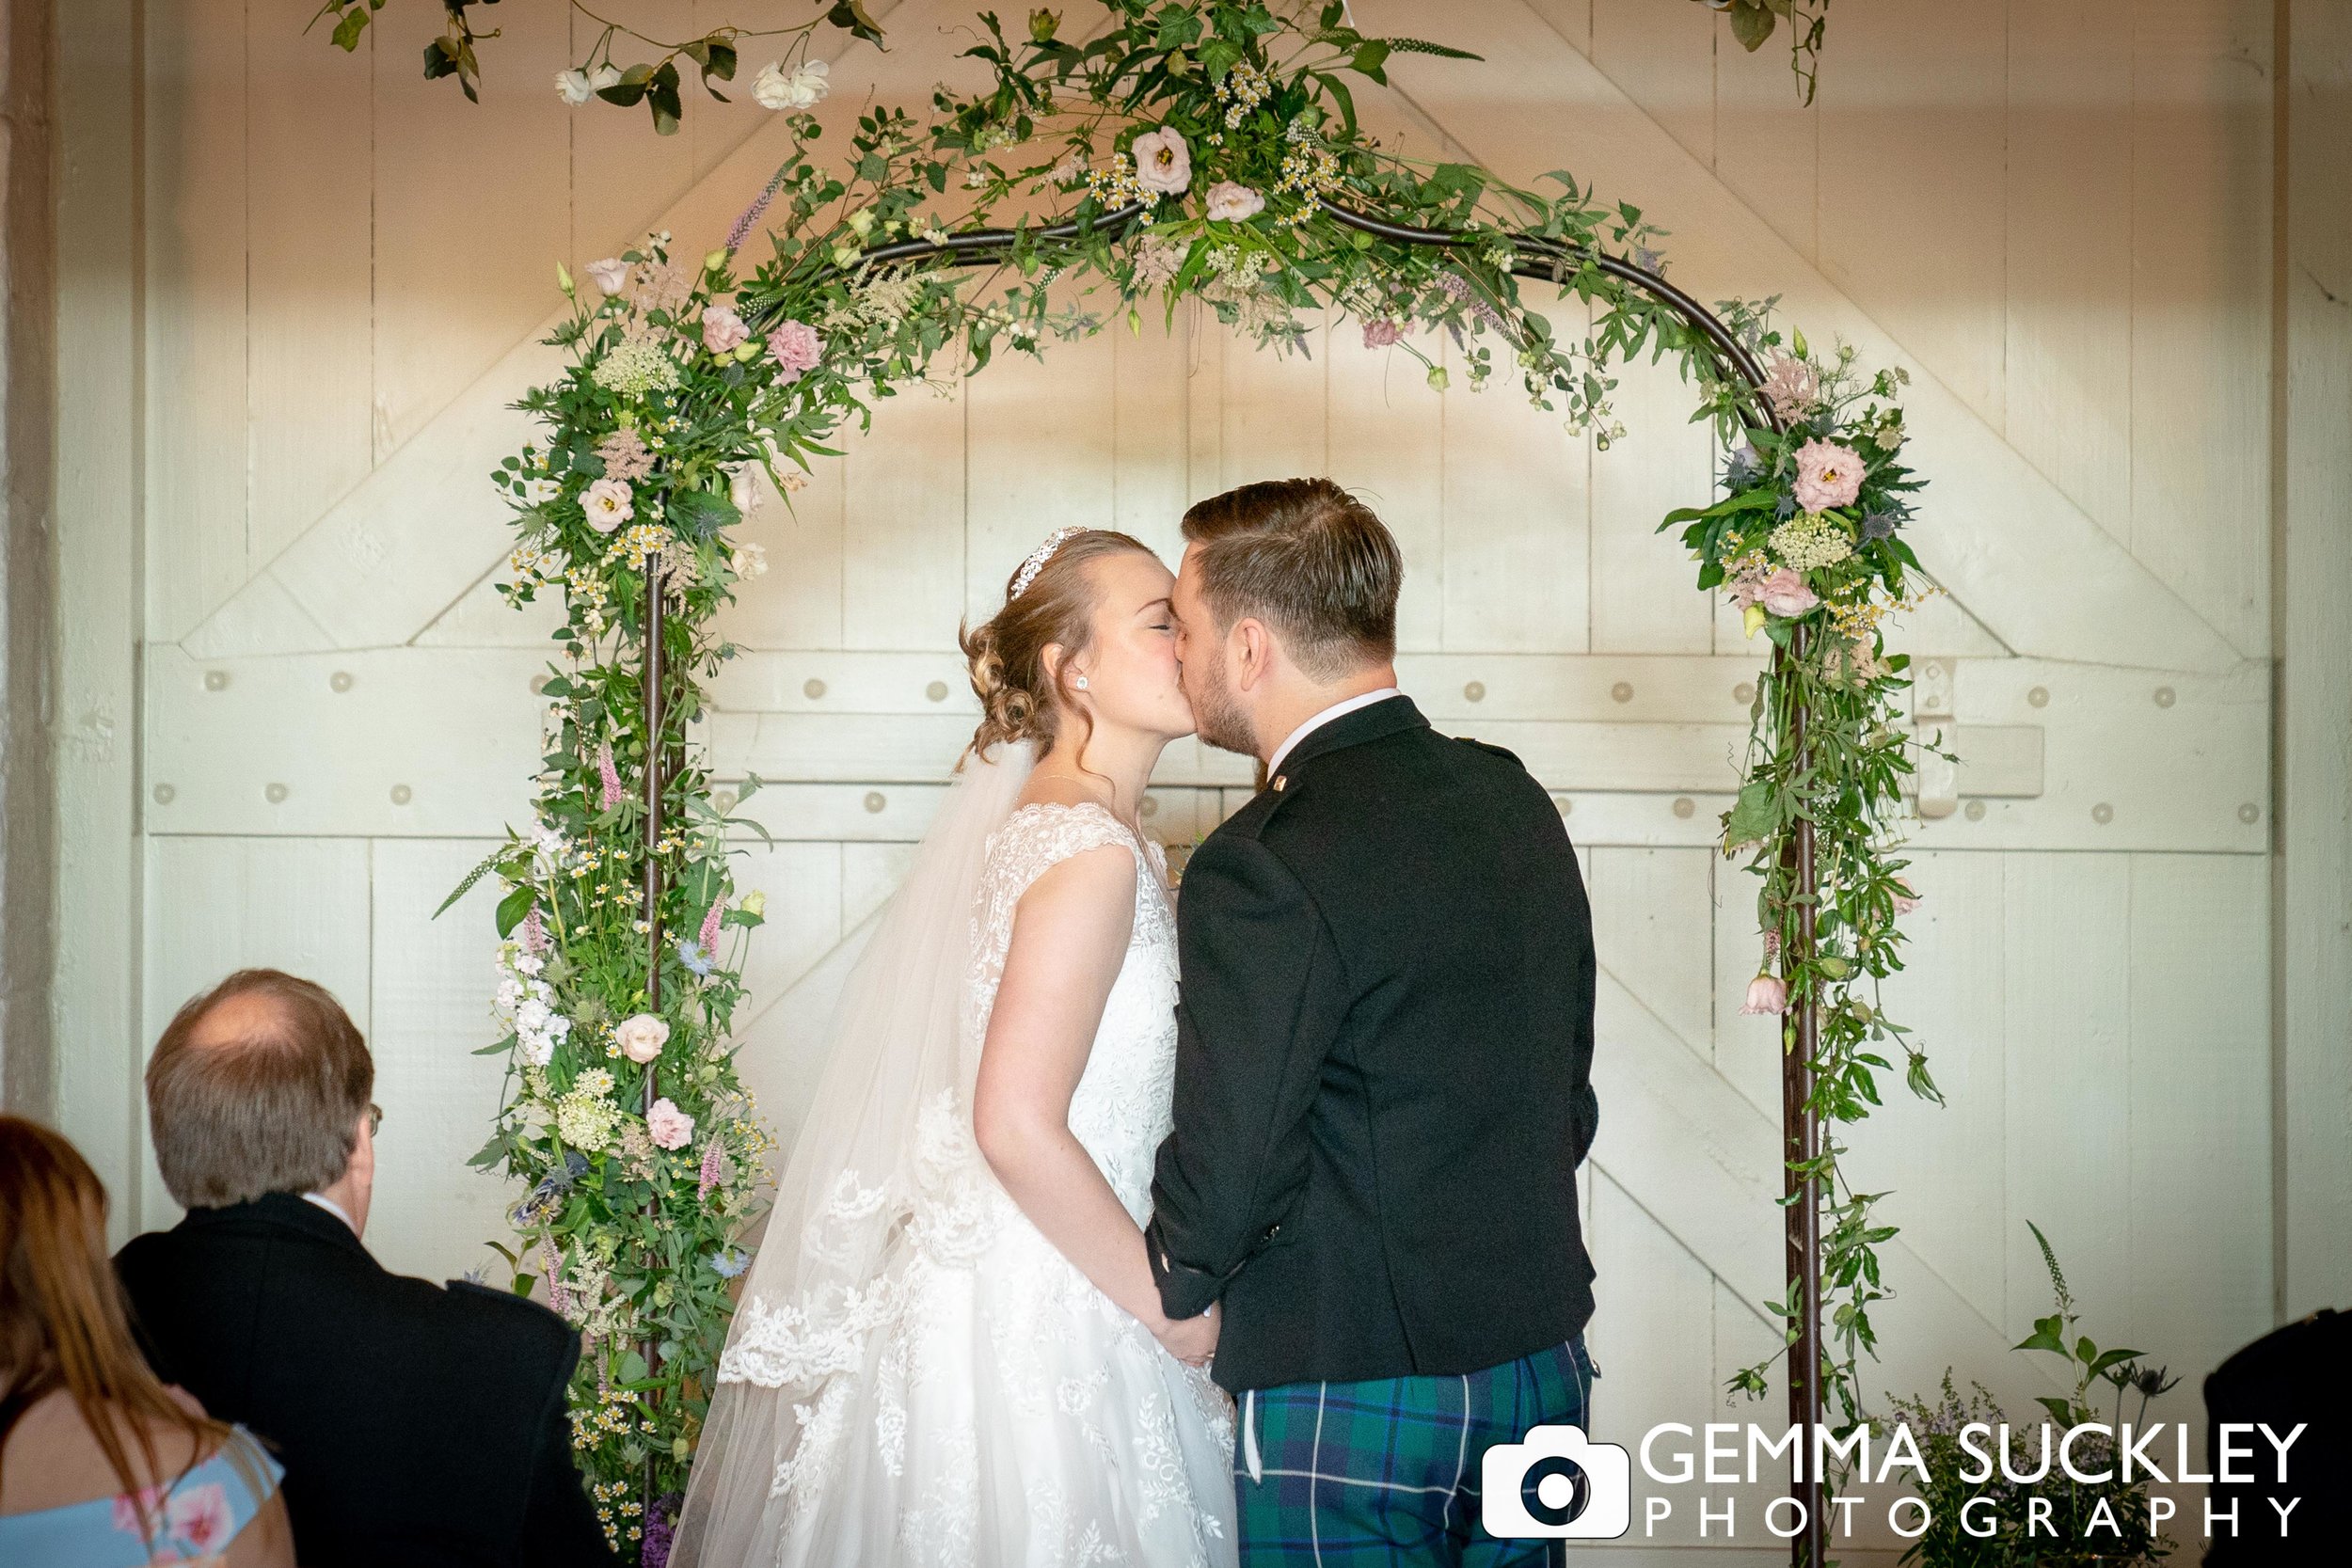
left=117, top=1192, right=617, bottom=1567
left=1146, top=694, right=1600, bottom=1395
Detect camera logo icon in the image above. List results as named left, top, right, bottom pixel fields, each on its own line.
left=1480, top=1425, right=1631, bottom=1539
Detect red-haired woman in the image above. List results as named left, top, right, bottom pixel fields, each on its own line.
left=0, top=1115, right=293, bottom=1565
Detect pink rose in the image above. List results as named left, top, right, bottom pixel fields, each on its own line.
left=614, top=1012, right=670, bottom=1064
left=1757, top=567, right=1820, bottom=618
left=1740, top=974, right=1788, bottom=1017
left=1130, top=126, right=1191, bottom=196
left=647, top=1097, right=696, bottom=1150
left=1792, top=438, right=1865, bottom=512
left=701, top=305, right=750, bottom=355
left=767, top=319, right=822, bottom=381
left=1361, top=319, right=1403, bottom=349
left=1203, top=180, right=1263, bottom=222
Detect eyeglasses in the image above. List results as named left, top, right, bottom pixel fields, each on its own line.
left=367, top=1103, right=383, bottom=1137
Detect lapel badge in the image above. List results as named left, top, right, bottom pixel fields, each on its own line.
left=1272, top=775, right=1287, bottom=792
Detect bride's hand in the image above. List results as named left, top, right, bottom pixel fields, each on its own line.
left=1152, top=1301, right=1220, bottom=1367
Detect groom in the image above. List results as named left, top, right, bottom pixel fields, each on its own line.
left=1147, top=478, right=1601, bottom=1564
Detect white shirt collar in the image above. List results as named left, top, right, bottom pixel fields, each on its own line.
left=1266, top=688, right=1403, bottom=778
left=302, top=1191, right=357, bottom=1233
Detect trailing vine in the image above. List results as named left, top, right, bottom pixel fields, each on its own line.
left=426, top=3, right=1936, bottom=1553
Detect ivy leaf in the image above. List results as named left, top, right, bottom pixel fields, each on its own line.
left=1728, top=1, right=1778, bottom=53
left=825, top=0, right=887, bottom=45
left=330, top=8, right=372, bottom=50
left=1723, top=779, right=1778, bottom=849
left=648, top=61, right=684, bottom=135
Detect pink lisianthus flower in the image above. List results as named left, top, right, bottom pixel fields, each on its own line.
left=1740, top=973, right=1789, bottom=1016
left=1361, top=319, right=1404, bottom=349
left=580, top=477, right=633, bottom=534
left=615, top=1012, right=670, bottom=1064
left=1890, top=878, right=1923, bottom=915
left=1757, top=567, right=1820, bottom=618
left=701, top=305, right=751, bottom=355
left=1130, top=126, right=1191, bottom=196
left=584, top=257, right=629, bottom=296
left=767, top=319, right=822, bottom=381
left=647, top=1097, right=696, bottom=1150
left=1792, top=438, right=1866, bottom=513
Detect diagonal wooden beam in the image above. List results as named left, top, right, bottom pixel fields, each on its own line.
left=1355, top=0, right=2244, bottom=674
left=180, top=0, right=951, bottom=659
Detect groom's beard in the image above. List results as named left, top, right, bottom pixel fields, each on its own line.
left=1186, top=654, right=1258, bottom=759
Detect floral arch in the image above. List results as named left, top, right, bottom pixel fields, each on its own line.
left=451, top=5, right=1938, bottom=1560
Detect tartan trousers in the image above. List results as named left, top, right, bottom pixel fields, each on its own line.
left=1232, top=1334, right=1598, bottom=1566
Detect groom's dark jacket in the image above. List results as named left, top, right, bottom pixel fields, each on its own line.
left=1146, top=693, right=1598, bottom=1395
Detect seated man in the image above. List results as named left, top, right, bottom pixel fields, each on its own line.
left=115, top=968, right=616, bottom=1567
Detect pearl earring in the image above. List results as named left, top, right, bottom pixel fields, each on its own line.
left=1073, top=674, right=1089, bottom=689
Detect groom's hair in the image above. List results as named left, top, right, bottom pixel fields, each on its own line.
left=1181, top=478, right=1401, bottom=680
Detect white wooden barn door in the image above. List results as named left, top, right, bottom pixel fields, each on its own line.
left=60, top=1, right=2280, bottom=1549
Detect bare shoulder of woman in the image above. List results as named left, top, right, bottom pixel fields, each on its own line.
left=0, top=1389, right=201, bottom=1513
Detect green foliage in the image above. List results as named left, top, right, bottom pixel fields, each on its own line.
left=1881, top=1225, right=2179, bottom=1566
left=450, top=1, right=1938, bottom=1534
left=1692, top=0, right=1836, bottom=104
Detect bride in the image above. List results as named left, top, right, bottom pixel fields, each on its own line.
left=674, top=527, right=1238, bottom=1567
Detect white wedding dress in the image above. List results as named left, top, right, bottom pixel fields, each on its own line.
left=678, top=786, right=1238, bottom=1568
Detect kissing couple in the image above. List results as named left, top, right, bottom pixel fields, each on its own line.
left=673, top=480, right=1602, bottom=1567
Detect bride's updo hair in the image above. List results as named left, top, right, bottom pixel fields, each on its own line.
left=960, top=529, right=1157, bottom=763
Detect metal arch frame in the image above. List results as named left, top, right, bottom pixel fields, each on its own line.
left=644, top=198, right=1828, bottom=1566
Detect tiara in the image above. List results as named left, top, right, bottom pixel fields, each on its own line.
left=1009, top=526, right=1086, bottom=601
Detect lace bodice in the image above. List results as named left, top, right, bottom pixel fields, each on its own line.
left=965, top=800, right=1179, bottom=1224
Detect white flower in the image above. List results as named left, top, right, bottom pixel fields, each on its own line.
left=556, top=69, right=595, bottom=105
left=615, top=1012, right=671, bottom=1064
left=731, top=541, right=768, bottom=580
left=585, top=257, right=629, bottom=296
left=729, top=465, right=764, bottom=515
left=1203, top=180, right=1264, bottom=223
left=581, top=478, right=634, bottom=533
left=753, top=57, right=829, bottom=111
left=589, top=64, right=624, bottom=92
left=517, top=1031, right=555, bottom=1068
left=520, top=476, right=560, bottom=507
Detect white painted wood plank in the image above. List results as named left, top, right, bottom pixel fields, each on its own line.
left=2006, top=0, right=2135, bottom=545
left=370, top=0, right=569, bottom=457
left=1111, top=279, right=1193, bottom=562
left=178, top=0, right=954, bottom=659
left=56, top=0, right=152, bottom=1233
left=1585, top=0, right=1715, bottom=168
left=1587, top=846, right=1715, bottom=1053
left=1709, top=3, right=1815, bottom=266
left=2280, top=0, right=2352, bottom=1320
left=1216, top=309, right=1327, bottom=485
left=365, top=839, right=519, bottom=1286
left=1356, top=0, right=2245, bottom=673
left=1327, top=308, right=1447, bottom=653
left=2130, top=0, right=2275, bottom=658
left=1817, top=0, right=2008, bottom=429
left=139, top=839, right=373, bottom=1230
left=2127, top=853, right=2273, bottom=1386
left=1439, top=301, right=1590, bottom=653
left=1843, top=851, right=2008, bottom=1329
left=843, top=373, right=966, bottom=650
left=569, top=0, right=699, bottom=264
left=246, top=6, right=373, bottom=571
left=727, top=437, right=850, bottom=649
left=142, top=0, right=246, bottom=644
left=964, top=287, right=1117, bottom=625
left=1582, top=1172, right=1717, bottom=1540
left=1998, top=853, right=2131, bottom=1341
left=1590, top=343, right=1716, bottom=654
